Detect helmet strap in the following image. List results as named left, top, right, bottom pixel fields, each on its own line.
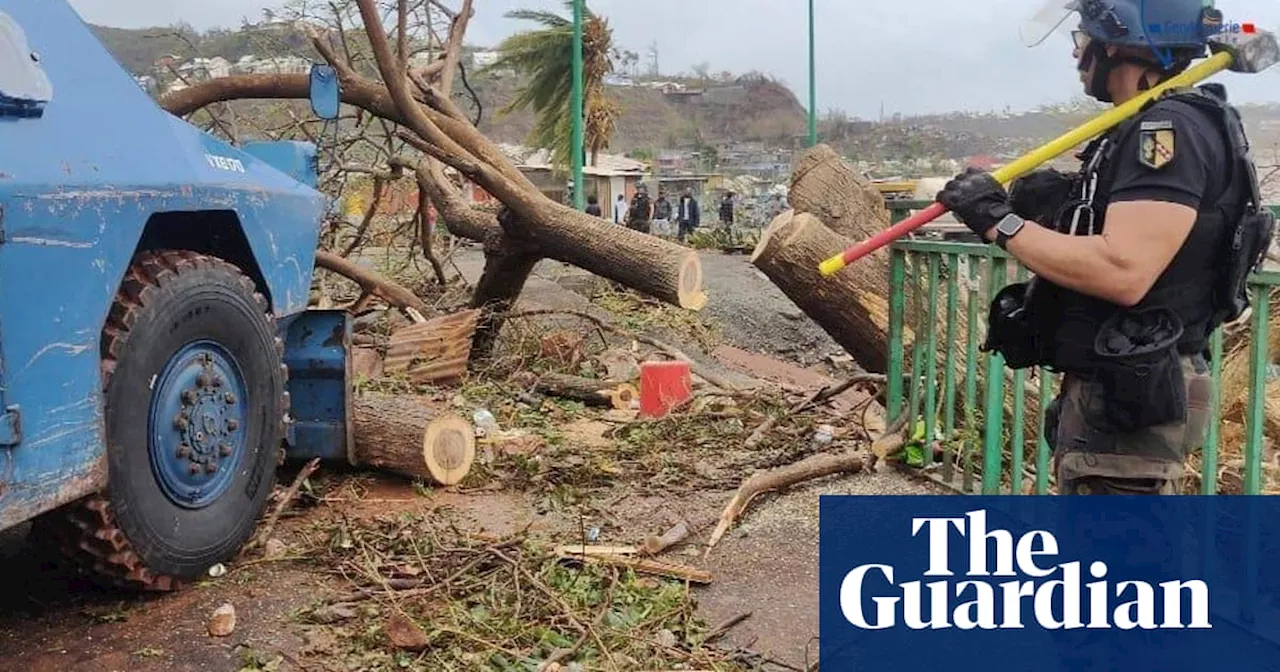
left=1079, top=41, right=1173, bottom=104
left=1079, top=41, right=1115, bottom=103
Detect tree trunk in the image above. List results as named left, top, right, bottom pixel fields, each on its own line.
left=480, top=200, right=706, bottom=311
left=469, top=236, right=541, bottom=360
left=352, top=393, right=475, bottom=485
left=788, top=144, right=893, bottom=239
left=751, top=211, right=905, bottom=374
left=533, top=373, right=637, bottom=409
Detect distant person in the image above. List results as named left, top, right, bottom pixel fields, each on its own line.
left=628, top=185, right=654, bottom=234
left=613, top=194, right=627, bottom=224
left=719, top=191, right=735, bottom=230
left=677, top=189, right=701, bottom=242
left=585, top=194, right=602, bottom=218
left=652, top=190, right=673, bottom=238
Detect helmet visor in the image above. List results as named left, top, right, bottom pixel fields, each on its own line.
left=1019, top=0, right=1080, bottom=48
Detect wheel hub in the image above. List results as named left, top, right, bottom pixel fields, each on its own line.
left=149, top=342, right=249, bottom=509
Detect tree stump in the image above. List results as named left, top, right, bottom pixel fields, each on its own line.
left=788, top=144, right=892, bottom=239
left=352, top=393, right=475, bottom=485
left=751, top=211, right=907, bottom=374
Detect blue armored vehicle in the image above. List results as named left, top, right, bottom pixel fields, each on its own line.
left=0, top=1, right=353, bottom=590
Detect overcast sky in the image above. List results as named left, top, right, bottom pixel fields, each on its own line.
left=67, top=0, right=1280, bottom=119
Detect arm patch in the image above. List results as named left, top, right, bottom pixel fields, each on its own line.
left=1137, top=127, right=1176, bottom=170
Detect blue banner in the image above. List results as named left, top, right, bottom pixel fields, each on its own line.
left=819, top=496, right=1280, bottom=672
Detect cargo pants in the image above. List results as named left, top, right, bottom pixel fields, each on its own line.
left=1046, top=354, right=1212, bottom=495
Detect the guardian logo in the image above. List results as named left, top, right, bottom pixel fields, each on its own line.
left=839, top=510, right=1211, bottom=631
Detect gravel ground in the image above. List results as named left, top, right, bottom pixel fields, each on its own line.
left=696, top=252, right=847, bottom=367
left=448, top=245, right=847, bottom=370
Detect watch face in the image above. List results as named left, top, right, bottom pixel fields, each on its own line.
left=998, top=215, right=1023, bottom=236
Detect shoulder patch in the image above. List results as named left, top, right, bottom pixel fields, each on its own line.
left=1139, top=120, right=1175, bottom=131
left=1138, top=127, right=1176, bottom=170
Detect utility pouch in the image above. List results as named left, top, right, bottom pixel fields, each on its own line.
left=1213, top=208, right=1275, bottom=325
left=1089, top=307, right=1186, bottom=433
left=982, top=281, right=1050, bottom=370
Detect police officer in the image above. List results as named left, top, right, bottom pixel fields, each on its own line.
left=936, top=0, right=1272, bottom=496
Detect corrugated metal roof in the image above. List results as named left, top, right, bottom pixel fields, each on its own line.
left=499, top=143, right=648, bottom=177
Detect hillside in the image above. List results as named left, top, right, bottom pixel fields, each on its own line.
left=468, top=71, right=808, bottom=153
left=89, top=22, right=314, bottom=73
left=89, top=21, right=1280, bottom=176
left=88, top=22, right=808, bottom=152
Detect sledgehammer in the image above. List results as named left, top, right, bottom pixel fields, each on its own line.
left=818, top=28, right=1280, bottom=277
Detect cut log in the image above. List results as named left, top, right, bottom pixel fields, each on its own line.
left=752, top=211, right=906, bottom=374
left=789, top=144, right=893, bottom=239
left=534, top=373, right=637, bottom=410
left=352, top=393, right=475, bottom=485
left=383, top=309, right=480, bottom=385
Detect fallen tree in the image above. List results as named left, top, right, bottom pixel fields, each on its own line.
left=160, top=0, right=706, bottom=364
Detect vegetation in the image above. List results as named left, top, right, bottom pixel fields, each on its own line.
left=483, top=1, right=621, bottom=169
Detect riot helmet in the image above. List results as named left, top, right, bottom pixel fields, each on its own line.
left=1022, top=0, right=1220, bottom=102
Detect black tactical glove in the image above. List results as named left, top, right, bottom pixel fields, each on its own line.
left=936, top=167, right=1013, bottom=239
left=1008, top=168, right=1075, bottom=225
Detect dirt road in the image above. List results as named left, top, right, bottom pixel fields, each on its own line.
left=0, top=247, right=939, bottom=671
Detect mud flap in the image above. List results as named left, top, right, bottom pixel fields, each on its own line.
left=279, top=309, right=354, bottom=465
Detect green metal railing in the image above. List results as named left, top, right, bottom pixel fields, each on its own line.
left=883, top=224, right=1278, bottom=496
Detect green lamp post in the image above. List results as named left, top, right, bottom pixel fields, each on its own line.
left=571, top=0, right=585, bottom=210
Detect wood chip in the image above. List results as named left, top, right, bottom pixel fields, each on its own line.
left=208, top=603, right=236, bottom=637
left=386, top=613, right=430, bottom=651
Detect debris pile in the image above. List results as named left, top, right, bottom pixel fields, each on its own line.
left=291, top=514, right=763, bottom=670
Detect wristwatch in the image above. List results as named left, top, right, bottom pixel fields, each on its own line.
left=994, top=213, right=1026, bottom=250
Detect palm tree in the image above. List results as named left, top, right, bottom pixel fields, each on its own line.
left=484, top=1, right=620, bottom=169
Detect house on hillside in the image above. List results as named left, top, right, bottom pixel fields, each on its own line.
left=501, top=144, right=649, bottom=206
left=234, top=55, right=310, bottom=75
left=472, top=50, right=500, bottom=68
left=178, top=56, right=231, bottom=80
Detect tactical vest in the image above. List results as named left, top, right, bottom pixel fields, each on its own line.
left=1029, top=84, right=1273, bottom=373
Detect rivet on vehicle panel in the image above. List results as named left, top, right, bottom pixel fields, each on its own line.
left=177, top=444, right=191, bottom=458
left=224, top=392, right=237, bottom=405
left=220, top=443, right=233, bottom=457
left=226, top=419, right=239, bottom=431
left=205, top=462, right=218, bottom=474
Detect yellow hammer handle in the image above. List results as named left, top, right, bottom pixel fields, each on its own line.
left=815, top=50, right=1234, bottom=278
left=988, top=50, right=1233, bottom=186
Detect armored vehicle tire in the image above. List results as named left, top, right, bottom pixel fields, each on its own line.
left=34, top=250, right=287, bottom=591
